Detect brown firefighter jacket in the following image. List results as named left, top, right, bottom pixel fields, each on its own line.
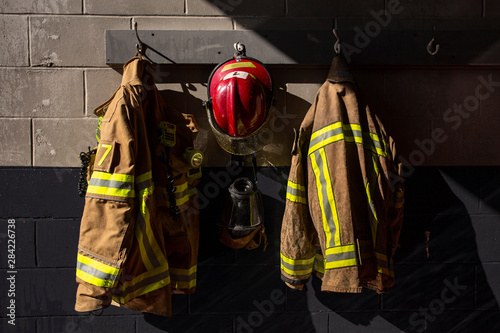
left=75, top=57, right=200, bottom=317
left=280, top=55, right=404, bottom=293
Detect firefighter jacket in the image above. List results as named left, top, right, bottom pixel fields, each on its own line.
left=280, top=55, right=404, bottom=294
left=75, top=57, right=200, bottom=317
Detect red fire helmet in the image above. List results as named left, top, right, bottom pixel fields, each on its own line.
left=205, top=56, right=273, bottom=155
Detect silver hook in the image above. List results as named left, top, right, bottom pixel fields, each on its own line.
left=233, top=41, right=246, bottom=61
left=134, top=22, right=144, bottom=55
left=333, top=28, right=341, bottom=55
left=427, top=38, right=439, bottom=56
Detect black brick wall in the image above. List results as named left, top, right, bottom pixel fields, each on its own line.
left=1, top=166, right=500, bottom=332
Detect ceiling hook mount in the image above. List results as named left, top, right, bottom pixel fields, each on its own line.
left=333, top=28, right=341, bottom=55
left=427, top=38, right=439, bottom=56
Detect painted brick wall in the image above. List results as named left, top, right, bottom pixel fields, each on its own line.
left=1, top=1, right=500, bottom=332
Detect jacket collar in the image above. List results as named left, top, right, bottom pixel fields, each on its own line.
left=93, top=57, right=153, bottom=117
left=326, top=55, right=356, bottom=84
left=121, top=56, right=154, bottom=86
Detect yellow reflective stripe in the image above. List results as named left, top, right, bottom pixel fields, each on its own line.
left=311, top=149, right=341, bottom=248
left=325, top=244, right=356, bottom=255
left=324, top=258, right=358, bottom=269
left=136, top=171, right=152, bottom=184
left=375, top=252, right=391, bottom=276
left=76, top=269, right=116, bottom=288
left=91, top=171, right=134, bottom=183
left=170, top=266, right=197, bottom=289
left=324, top=244, right=358, bottom=270
left=310, top=122, right=343, bottom=141
left=280, top=253, right=314, bottom=276
left=365, top=156, right=380, bottom=245
left=366, top=181, right=378, bottom=245
left=286, top=180, right=307, bottom=204
left=309, top=123, right=344, bottom=154
left=86, top=185, right=135, bottom=198
left=287, top=180, right=306, bottom=192
left=77, top=253, right=119, bottom=276
left=172, top=280, right=196, bottom=289
left=281, top=264, right=312, bottom=276
left=170, top=266, right=197, bottom=276
left=113, top=265, right=171, bottom=304
left=308, top=121, right=388, bottom=157
left=286, top=192, right=307, bottom=204
left=281, top=254, right=315, bottom=266
left=314, top=253, right=325, bottom=274
left=136, top=172, right=167, bottom=270
left=221, top=62, right=257, bottom=72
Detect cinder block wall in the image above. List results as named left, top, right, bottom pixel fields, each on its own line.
left=1, top=1, right=500, bottom=332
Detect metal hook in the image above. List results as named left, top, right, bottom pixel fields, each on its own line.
left=134, top=22, right=144, bottom=55
left=427, top=38, right=439, bottom=56
left=333, top=28, right=341, bottom=55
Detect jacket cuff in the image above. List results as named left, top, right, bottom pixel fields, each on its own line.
left=281, top=273, right=309, bottom=290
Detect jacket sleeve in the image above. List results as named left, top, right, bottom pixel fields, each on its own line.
left=280, top=127, right=317, bottom=290
left=75, top=94, right=139, bottom=312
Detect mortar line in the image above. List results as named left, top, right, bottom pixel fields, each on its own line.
left=83, top=70, right=87, bottom=117
left=31, top=118, right=34, bottom=167
left=27, top=15, right=31, bottom=67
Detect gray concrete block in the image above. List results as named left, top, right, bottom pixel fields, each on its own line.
left=0, top=318, right=36, bottom=333
left=190, top=265, right=284, bottom=313
left=0, top=219, right=36, bottom=268
left=0, top=15, right=28, bottom=66
left=0, top=168, right=85, bottom=219
left=392, top=0, right=482, bottom=18
left=30, top=16, right=130, bottom=67
left=0, top=0, right=82, bottom=14
left=234, top=17, right=332, bottom=30
left=137, top=314, right=233, bottom=333
left=0, top=268, right=77, bottom=316
left=472, top=215, right=500, bottom=262
left=0, top=119, right=31, bottom=166
left=479, top=166, right=500, bottom=214
left=36, top=219, right=80, bottom=268
left=287, top=0, right=385, bottom=17
left=85, top=0, right=184, bottom=15
left=330, top=312, right=407, bottom=333
left=187, top=0, right=285, bottom=17
left=0, top=68, right=84, bottom=118
left=85, top=68, right=123, bottom=116
left=33, top=118, right=98, bottom=167
left=133, top=16, right=233, bottom=30
left=38, top=315, right=136, bottom=333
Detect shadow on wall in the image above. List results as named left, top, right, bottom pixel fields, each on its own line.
left=292, top=167, right=500, bottom=332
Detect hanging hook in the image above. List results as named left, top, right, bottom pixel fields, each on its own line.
left=134, top=22, right=145, bottom=55
left=427, top=38, right=439, bottom=56
left=333, top=28, right=341, bottom=55
left=233, top=41, right=246, bottom=61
